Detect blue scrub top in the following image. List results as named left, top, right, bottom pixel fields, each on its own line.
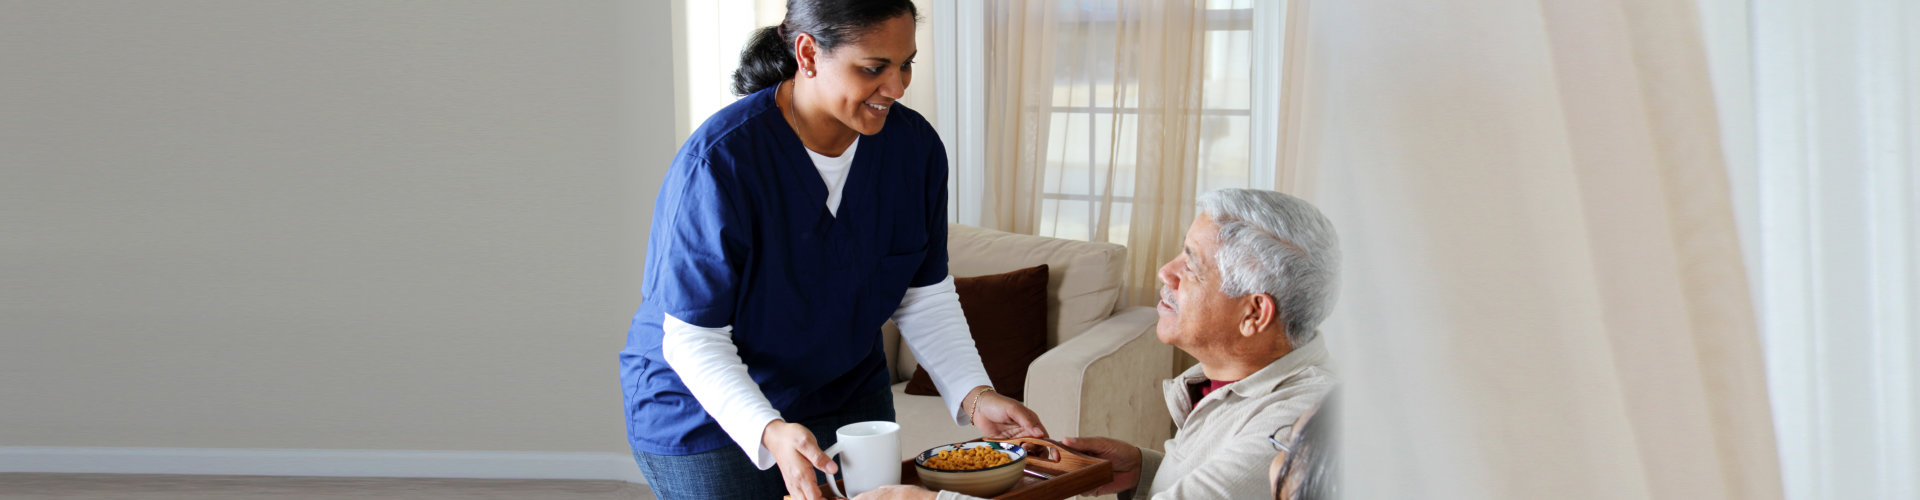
left=620, top=86, right=950, bottom=456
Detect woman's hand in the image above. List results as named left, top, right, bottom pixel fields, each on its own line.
left=851, top=485, right=940, bottom=500
left=966, top=387, right=1048, bottom=439
left=763, top=419, right=836, bottom=500
left=1058, top=436, right=1143, bottom=495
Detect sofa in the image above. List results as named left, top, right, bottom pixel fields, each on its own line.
left=883, top=224, right=1174, bottom=461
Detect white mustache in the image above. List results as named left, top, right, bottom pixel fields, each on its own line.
left=1159, top=287, right=1178, bottom=312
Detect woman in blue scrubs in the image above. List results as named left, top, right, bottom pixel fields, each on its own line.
left=620, top=1, right=1048, bottom=499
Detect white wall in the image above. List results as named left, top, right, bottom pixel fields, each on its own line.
left=1, top=0, right=674, bottom=456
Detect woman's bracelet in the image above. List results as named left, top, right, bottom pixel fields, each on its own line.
left=967, top=386, right=996, bottom=420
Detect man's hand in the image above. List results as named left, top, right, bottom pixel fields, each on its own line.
left=967, top=387, right=1048, bottom=439
left=1059, top=436, right=1143, bottom=496
left=763, top=419, right=836, bottom=500
left=851, top=485, right=940, bottom=500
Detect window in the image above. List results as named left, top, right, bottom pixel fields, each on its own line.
left=1032, top=0, right=1264, bottom=244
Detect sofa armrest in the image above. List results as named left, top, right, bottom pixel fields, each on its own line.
left=1022, top=307, right=1172, bottom=451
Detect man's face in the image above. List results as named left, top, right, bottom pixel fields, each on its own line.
left=1155, top=214, right=1243, bottom=350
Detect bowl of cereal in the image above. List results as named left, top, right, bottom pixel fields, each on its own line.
left=913, top=441, right=1028, bottom=497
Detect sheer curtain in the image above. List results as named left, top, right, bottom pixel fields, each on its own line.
left=675, top=0, right=785, bottom=140
left=1703, top=0, right=1920, bottom=498
left=1299, top=0, right=1784, bottom=498
left=981, top=0, right=1216, bottom=307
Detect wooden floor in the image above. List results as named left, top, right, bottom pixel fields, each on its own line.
left=0, top=473, right=655, bottom=500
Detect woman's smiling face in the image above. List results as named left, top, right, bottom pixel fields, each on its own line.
left=803, top=13, right=916, bottom=136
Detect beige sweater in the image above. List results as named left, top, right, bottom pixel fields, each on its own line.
left=935, top=337, right=1336, bottom=500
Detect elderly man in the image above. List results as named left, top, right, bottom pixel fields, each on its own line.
left=856, top=189, right=1340, bottom=500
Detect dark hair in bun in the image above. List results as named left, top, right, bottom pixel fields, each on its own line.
left=731, top=0, right=920, bottom=96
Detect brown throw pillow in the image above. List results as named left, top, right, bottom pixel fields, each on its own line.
left=904, top=264, right=1050, bottom=401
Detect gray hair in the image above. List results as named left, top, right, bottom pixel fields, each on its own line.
left=1196, top=189, right=1340, bottom=346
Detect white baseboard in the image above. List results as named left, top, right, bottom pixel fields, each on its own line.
left=0, top=447, right=646, bottom=485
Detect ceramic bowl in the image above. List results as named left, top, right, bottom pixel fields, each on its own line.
left=913, top=441, right=1028, bottom=497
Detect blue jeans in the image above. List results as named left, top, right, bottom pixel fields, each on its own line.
left=634, top=388, right=896, bottom=500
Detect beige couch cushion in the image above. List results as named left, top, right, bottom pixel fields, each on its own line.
left=884, top=224, right=1127, bottom=383
left=891, top=383, right=985, bottom=461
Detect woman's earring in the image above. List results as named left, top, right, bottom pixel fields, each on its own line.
left=806, top=69, right=816, bottom=77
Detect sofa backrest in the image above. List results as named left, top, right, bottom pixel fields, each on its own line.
left=884, top=224, right=1128, bottom=382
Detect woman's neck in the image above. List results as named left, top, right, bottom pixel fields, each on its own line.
left=779, top=80, right=858, bottom=157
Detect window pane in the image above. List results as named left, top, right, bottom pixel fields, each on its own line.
left=1111, top=117, right=1140, bottom=199
left=1091, top=112, right=1123, bottom=196
left=1052, top=16, right=1117, bottom=108
left=1203, top=27, right=1252, bottom=110
left=1049, top=112, right=1094, bottom=196
left=1043, top=112, right=1071, bottom=194
left=1087, top=21, right=1126, bottom=111
left=1052, top=199, right=1092, bottom=241
left=1039, top=197, right=1060, bottom=237
left=1197, top=115, right=1252, bottom=193
left=1107, top=201, right=1134, bottom=246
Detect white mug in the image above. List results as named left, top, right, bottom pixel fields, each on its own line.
left=823, top=420, right=901, bottom=498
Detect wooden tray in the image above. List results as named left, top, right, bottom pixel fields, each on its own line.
left=823, top=437, right=1114, bottom=500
